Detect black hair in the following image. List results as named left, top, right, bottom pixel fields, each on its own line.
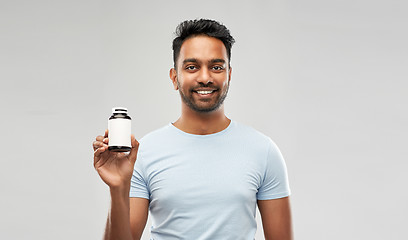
left=172, top=19, right=235, bottom=69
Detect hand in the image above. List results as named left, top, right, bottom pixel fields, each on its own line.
left=92, top=129, right=139, bottom=189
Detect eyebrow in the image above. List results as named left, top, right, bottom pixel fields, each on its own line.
left=210, top=59, right=226, bottom=64
left=182, top=58, right=226, bottom=65
left=183, top=58, right=199, bottom=65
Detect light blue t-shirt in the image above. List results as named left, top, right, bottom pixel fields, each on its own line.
left=130, top=120, right=291, bottom=240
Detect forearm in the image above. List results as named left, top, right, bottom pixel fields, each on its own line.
left=104, top=185, right=133, bottom=240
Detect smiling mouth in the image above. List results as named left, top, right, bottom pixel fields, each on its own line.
left=196, top=90, right=214, bottom=94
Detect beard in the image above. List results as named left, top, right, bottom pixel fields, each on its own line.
left=177, top=81, right=230, bottom=113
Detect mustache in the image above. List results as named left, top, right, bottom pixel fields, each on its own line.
left=189, top=83, right=219, bottom=91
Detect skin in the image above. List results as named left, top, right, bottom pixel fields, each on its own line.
left=93, top=130, right=147, bottom=240
left=93, top=34, right=293, bottom=240
left=169, top=35, right=232, bottom=135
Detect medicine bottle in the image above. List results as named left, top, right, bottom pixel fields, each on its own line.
left=108, top=107, right=131, bottom=152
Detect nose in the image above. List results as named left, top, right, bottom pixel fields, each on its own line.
left=196, top=68, right=213, bottom=85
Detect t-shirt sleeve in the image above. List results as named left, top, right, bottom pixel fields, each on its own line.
left=130, top=154, right=150, bottom=199
left=257, top=139, right=291, bottom=200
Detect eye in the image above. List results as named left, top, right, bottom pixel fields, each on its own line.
left=212, top=66, right=224, bottom=71
left=185, top=65, right=197, bottom=71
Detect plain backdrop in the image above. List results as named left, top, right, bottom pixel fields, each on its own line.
left=1, top=0, right=407, bottom=239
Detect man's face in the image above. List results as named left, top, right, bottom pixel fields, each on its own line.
left=170, top=35, right=232, bottom=113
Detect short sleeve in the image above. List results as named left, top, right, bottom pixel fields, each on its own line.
left=256, top=139, right=291, bottom=200
left=130, top=154, right=150, bottom=199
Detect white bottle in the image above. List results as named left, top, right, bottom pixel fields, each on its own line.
left=108, top=107, right=131, bottom=152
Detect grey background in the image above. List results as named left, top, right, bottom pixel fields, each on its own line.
left=1, top=0, right=407, bottom=239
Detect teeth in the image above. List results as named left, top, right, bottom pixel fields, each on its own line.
left=196, top=90, right=213, bottom=94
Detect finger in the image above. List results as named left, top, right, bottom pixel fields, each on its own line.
left=92, top=141, right=100, bottom=150
left=93, top=146, right=106, bottom=165
left=104, top=129, right=109, bottom=138
left=128, top=134, right=139, bottom=164
left=93, top=141, right=107, bottom=151
left=96, top=129, right=108, bottom=141
left=96, top=136, right=103, bottom=141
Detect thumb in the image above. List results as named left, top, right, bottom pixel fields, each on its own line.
left=128, top=134, right=139, bottom=164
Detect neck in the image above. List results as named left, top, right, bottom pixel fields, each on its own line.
left=173, top=105, right=231, bottom=135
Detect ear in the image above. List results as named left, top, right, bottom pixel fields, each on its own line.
left=228, top=66, right=232, bottom=82
left=169, top=68, right=179, bottom=90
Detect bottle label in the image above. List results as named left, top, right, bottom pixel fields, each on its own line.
left=108, top=119, right=131, bottom=147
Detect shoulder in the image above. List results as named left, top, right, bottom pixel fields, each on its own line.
left=136, top=124, right=177, bottom=156
left=231, top=121, right=275, bottom=147
left=226, top=120, right=281, bottom=159
left=139, top=124, right=173, bottom=144
left=135, top=124, right=176, bottom=167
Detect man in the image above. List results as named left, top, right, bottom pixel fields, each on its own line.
left=93, top=19, right=293, bottom=240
